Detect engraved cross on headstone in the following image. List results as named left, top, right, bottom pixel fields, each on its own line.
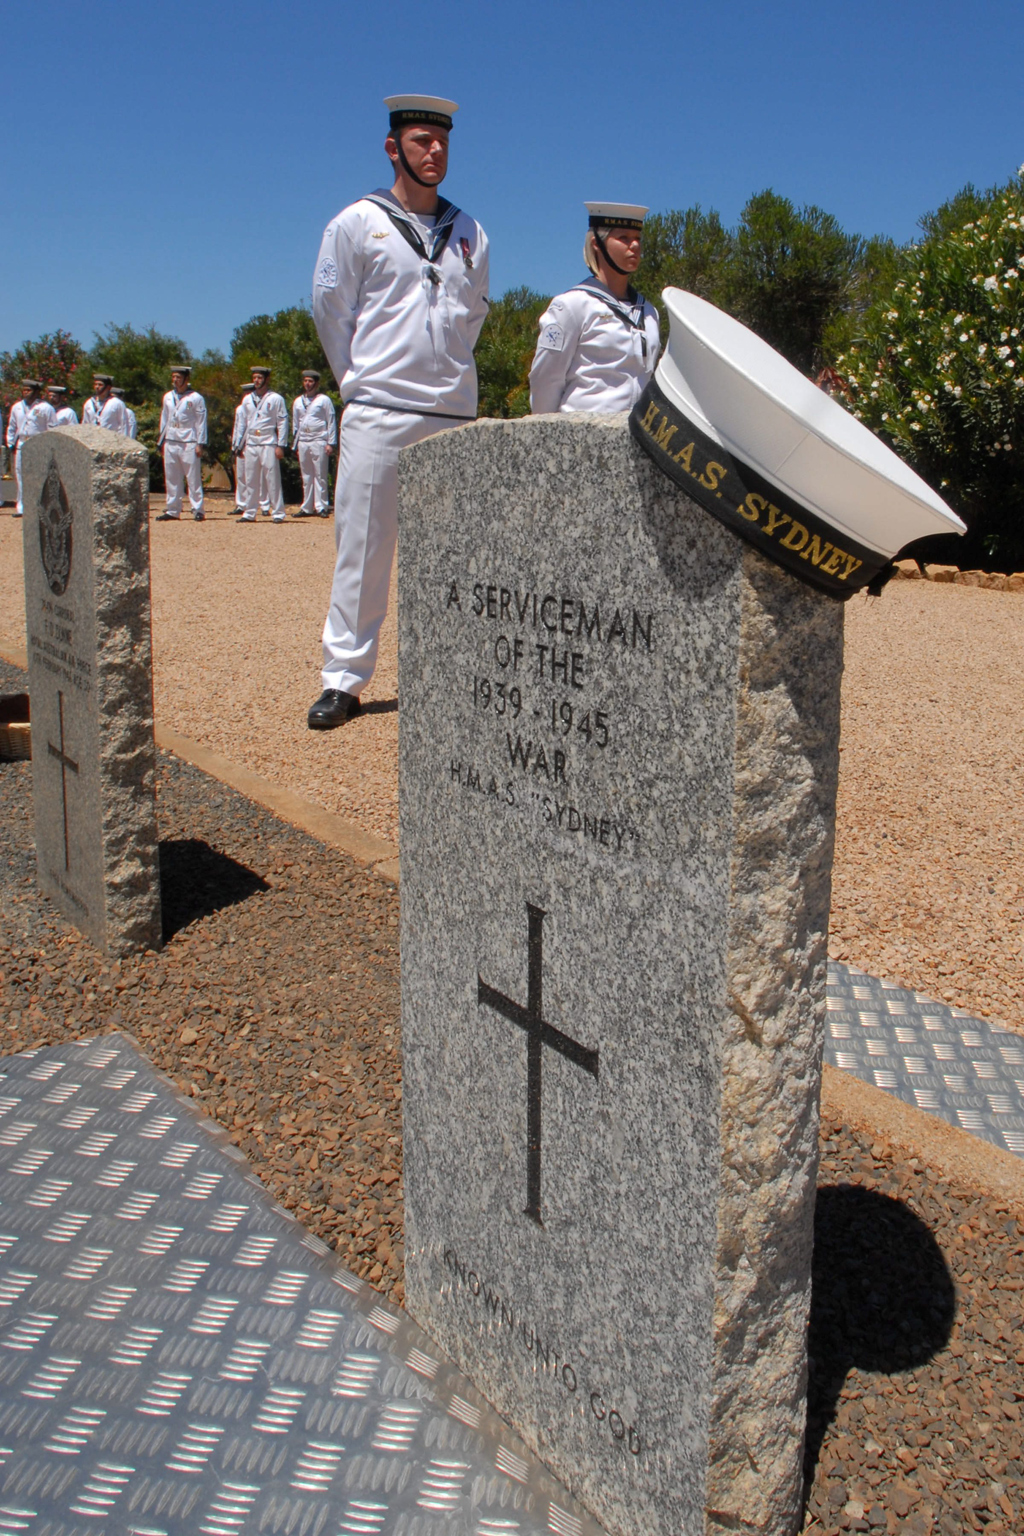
left=478, top=902, right=599, bottom=1226
left=47, top=690, right=79, bottom=872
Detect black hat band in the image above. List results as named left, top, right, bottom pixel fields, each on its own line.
left=630, top=377, right=890, bottom=600
left=588, top=215, right=644, bottom=232
left=389, top=109, right=452, bottom=131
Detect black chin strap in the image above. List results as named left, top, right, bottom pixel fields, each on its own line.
left=395, top=128, right=436, bottom=189
left=593, top=229, right=631, bottom=277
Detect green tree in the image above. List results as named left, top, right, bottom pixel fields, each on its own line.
left=723, top=190, right=865, bottom=374
left=822, top=234, right=902, bottom=359
left=635, top=206, right=733, bottom=339
left=0, top=329, right=87, bottom=417
left=475, top=287, right=550, bottom=417
left=834, top=171, right=1024, bottom=569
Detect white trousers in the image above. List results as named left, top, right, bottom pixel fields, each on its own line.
left=234, top=453, right=248, bottom=508
left=322, top=404, right=446, bottom=695
left=243, top=444, right=284, bottom=519
left=13, top=442, right=24, bottom=516
left=163, top=442, right=204, bottom=516
left=298, top=440, right=330, bottom=513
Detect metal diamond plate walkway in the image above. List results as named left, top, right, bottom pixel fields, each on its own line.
left=826, top=962, right=1024, bottom=1156
left=0, top=1034, right=604, bottom=1536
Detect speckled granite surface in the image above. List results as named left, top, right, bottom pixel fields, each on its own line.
left=22, top=426, right=160, bottom=955
left=396, top=414, right=844, bottom=1536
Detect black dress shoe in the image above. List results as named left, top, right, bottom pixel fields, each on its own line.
left=307, top=688, right=362, bottom=729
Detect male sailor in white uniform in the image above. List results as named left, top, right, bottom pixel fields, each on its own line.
left=46, top=384, right=78, bottom=426
left=157, top=366, right=207, bottom=521
left=240, top=366, right=288, bottom=522
left=231, top=382, right=255, bottom=514
left=112, top=387, right=137, bottom=439
left=5, top=380, right=56, bottom=516
left=529, top=203, right=660, bottom=415
left=292, top=369, right=336, bottom=516
left=308, top=93, right=489, bottom=728
left=82, top=374, right=129, bottom=433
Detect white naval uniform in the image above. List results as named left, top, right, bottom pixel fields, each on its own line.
left=124, top=407, right=138, bottom=439
left=292, top=391, right=337, bottom=514
left=232, top=400, right=251, bottom=510
left=82, top=395, right=129, bottom=434
left=158, top=389, right=208, bottom=518
left=53, top=407, right=79, bottom=427
left=6, top=399, right=57, bottom=515
left=242, top=391, right=288, bottom=519
left=529, top=279, right=660, bottom=415
left=312, top=188, right=489, bottom=694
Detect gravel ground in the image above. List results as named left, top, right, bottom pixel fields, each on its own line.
left=3, top=506, right=1023, bottom=1032
left=0, top=654, right=1021, bottom=1534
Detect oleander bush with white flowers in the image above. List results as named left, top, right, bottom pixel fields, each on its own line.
left=835, top=171, right=1024, bottom=568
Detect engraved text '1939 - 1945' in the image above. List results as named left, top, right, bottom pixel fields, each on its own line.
left=444, top=579, right=654, bottom=854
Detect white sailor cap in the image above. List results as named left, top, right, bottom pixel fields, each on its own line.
left=630, top=287, right=966, bottom=599
left=585, top=202, right=648, bottom=231
left=385, top=94, right=458, bottom=132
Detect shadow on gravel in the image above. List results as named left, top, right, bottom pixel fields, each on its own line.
left=359, top=698, right=398, bottom=716
left=804, top=1184, right=956, bottom=1480
left=159, top=838, right=269, bottom=941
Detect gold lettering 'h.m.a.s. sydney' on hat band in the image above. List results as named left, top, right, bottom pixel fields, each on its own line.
left=631, top=377, right=885, bottom=599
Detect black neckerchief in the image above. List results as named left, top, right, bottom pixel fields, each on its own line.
left=363, top=190, right=460, bottom=266
left=571, top=277, right=651, bottom=363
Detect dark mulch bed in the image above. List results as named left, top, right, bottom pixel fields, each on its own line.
left=0, top=656, right=1020, bottom=1534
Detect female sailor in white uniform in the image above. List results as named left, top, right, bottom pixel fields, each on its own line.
left=529, top=203, right=660, bottom=414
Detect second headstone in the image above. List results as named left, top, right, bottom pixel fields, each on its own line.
left=22, top=426, right=161, bottom=955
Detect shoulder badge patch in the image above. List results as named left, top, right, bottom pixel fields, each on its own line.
left=315, top=256, right=338, bottom=289
left=537, top=323, right=565, bottom=353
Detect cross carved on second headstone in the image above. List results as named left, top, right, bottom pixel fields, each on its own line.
left=47, top=690, right=79, bottom=872
left=478, top=903, right=599, bottom=1226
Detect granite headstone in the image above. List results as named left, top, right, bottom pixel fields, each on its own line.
left=22, top=426, right=161, bottom=955
left=397, top=414, right=844, bottom=1536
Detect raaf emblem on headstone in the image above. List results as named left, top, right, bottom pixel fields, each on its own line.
left=38, top=457, right=73, bottom=597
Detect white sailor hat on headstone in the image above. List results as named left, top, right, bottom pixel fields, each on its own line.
left=384, top=94, right=458, bottom=131
left=584, top=201, right=647, bottom=231
left=630, top=288, right=966, bottom=598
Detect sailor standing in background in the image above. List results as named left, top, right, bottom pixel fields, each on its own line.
left=292, top=369, right=337, bottom=516
left=5, top=379, right=56, bottom=516
left=157, top=365, right=207, bottom=521
left=82, top=374, right=129, bottom=433
left=46, top=384, right=78, bottom=426
left=308, top=93, right=489, bottom=728
left=231, top=382, right=255, bottom=514
left=112, top=387, right=137, bottom=438
left=529, top=203, right=659, bottom=415
left=240, top=366, right=288, bottom=522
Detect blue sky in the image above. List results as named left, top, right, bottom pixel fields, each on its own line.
left=3, top=0, right=1022, bottom=359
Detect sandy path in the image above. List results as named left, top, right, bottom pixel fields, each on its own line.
left=1, top=500, right=400, bottom=845
left=3, top=503, right=1023, bottom=1031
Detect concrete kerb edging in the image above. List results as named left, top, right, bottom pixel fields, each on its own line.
left=0, top=644, right=401, bottom=884
left=6, top=641, right=1023, bottom=1202
left=822, top=1063, right=1024, bottom=1211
